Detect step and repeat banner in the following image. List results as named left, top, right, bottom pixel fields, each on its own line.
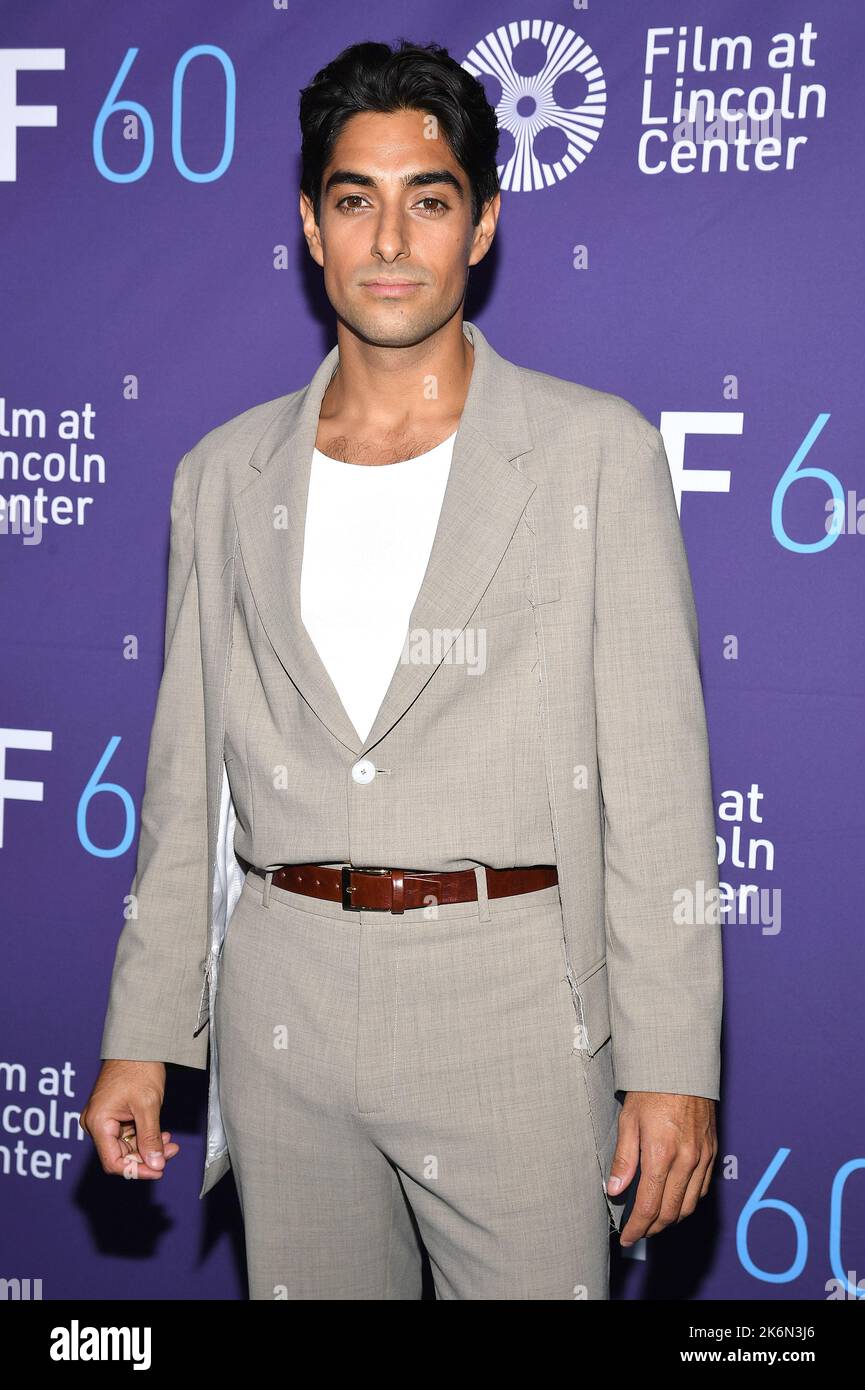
left=1, top=0, right=861, bottom=1301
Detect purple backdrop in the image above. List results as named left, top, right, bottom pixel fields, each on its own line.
left=1, top=0, right=862, bottom=1301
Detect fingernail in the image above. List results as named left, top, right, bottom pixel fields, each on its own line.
left=608, top=1175, right=623, bottom=1193
left=147, top=1152, right=165, bottom=1168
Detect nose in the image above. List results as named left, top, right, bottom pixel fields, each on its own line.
left=370, top=203, right=411, bottom=263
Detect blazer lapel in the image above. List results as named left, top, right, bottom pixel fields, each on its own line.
left=232, top=319, right=537, bottom=758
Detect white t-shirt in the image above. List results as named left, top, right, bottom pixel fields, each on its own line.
left=300, top=431, right=456, bottom=743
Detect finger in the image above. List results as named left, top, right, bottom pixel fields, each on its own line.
left=92, top=1112, right=139, bottom=1179
left=644, top=1148, right=702, bottom=1234
left=606, top=1113, right=640, bottom=1197
left=160, top=1131, right=181, bottom=1160
left=619, top=1151, right=672, bottom=1246
left=676, top=1156, right=710, bottom=1223
left=130, top=1094, right=167, bottom=1174
left=699, top=1142, right=718, bottom=1198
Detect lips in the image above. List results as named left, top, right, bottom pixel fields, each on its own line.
left=362, top=280, right=423, bottom=297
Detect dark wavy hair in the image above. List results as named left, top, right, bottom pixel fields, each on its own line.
left=299, top=39, right=500, bottom=227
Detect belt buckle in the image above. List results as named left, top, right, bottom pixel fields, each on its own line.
left=341, top=865, right=392, bottom=911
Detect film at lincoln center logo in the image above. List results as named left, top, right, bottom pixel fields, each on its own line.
left=462, top=19, right=606, bottom=192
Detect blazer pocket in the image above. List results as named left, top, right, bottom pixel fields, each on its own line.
left=528, top=575, right=561, bottom=608
left=472, top=582, right=530, bottom=620
left=473, top=575, right=562, bottom=621
left=564, top=957, right=612, bottom=1057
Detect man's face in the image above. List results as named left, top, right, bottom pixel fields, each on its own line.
left=301, top=108, right=499, bottom=347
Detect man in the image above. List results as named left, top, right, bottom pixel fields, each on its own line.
left=81, top=39, right=723, bottom=1300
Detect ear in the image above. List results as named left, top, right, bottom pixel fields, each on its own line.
left=469, top=191, right=501, bottom=268
left=300, top=191, right=324, bottom=267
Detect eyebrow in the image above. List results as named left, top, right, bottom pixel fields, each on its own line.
left=323, top=168, right=465, bottom=199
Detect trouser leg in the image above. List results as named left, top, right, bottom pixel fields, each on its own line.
left=213, top=874, right=424, bottom=1300
left=352, top=884, right=613, bottom=1300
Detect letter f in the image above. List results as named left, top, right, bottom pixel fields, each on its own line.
left=0, top=49, right=66, bottom=181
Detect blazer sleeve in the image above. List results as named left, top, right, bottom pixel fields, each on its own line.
left=593, top=423, right=723, bottom=1100
left=99, top=452, right=210, bottom=1070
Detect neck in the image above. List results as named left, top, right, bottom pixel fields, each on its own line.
left=319, top=317, right=474, bottom=437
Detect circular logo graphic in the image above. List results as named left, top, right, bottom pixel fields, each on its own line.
left=463, top=19, right=606, bottom=191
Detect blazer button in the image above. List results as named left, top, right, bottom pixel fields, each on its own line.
left=351, top=758, right=376, bottom=784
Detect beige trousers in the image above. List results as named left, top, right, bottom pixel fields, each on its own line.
left=213, top=865, right=618, bottom=1300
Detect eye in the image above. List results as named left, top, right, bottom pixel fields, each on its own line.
left=415, top=197, right=447, bottom=214
left=335, top=194, right=370, bottom=213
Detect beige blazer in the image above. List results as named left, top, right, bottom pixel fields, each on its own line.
left=100, top=319, right=723, bottom=1198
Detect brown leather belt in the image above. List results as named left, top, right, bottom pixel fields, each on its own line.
left=248, top=862, right=558, bottom=914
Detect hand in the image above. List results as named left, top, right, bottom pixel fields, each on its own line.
left=80, top=1059, right=181, bottom=1181
left=608, top=1091, right=718, bottom=1247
